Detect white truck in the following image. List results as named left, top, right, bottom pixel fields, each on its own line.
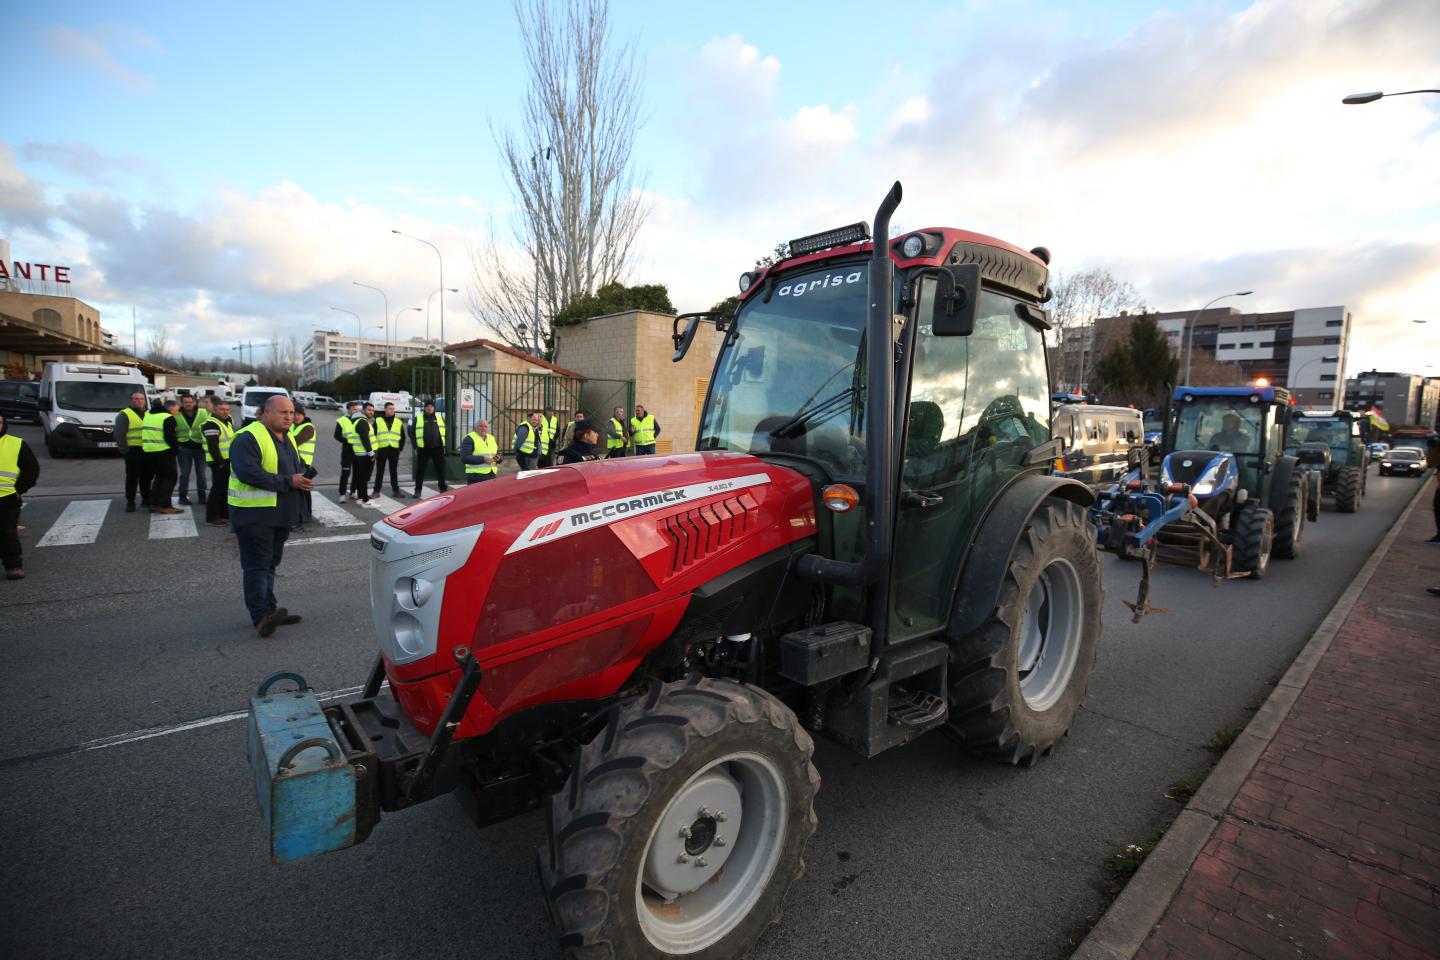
left=38, top=362, right=148, bottom=457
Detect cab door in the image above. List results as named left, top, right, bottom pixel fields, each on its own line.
left=887, top=287, right=1052, bottom=644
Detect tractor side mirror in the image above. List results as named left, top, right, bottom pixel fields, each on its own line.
left=672, top=311, right=730, bottom=362
left=931, top=263, right=982, bottom=337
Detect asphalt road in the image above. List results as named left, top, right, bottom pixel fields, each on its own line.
left=0, top=465, right=1427, bottom=960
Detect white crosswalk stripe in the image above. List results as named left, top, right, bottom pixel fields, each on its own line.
left=149, top=506, right=198, bottom=539
left=309, top=493, right=365, bottom=527
left=361, top=493, right=406, bottom=515
left=37, top=500, right=110, bottom=547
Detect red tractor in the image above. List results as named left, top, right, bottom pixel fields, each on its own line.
left=247, top=183, right=1103, bottom=959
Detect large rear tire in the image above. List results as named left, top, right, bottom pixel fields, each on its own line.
left=1233, top=505, right=1273, bottom=579
left=1333, top=466, right=1361, bottom=513
left=1272, top=469, right=1306, bottom=559
left=541, top=678, right=818, bottom=960
left=945, top=498, right=1103, bottom=766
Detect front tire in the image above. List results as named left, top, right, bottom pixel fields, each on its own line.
left=1333, top=467, right=1361, bottom=513
left=542, top=679, right=818, bottom=960
left=1232, top=505, right=1273, bottom=579
left=945, top=498, right=1103, bottom=765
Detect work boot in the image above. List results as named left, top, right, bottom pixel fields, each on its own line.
left=158, top=506, right=182, bottom=515
left=125, top=501, right=136, bottom=513
left=256, top=607, right=288, bottom=638
left=179, top=496, right=191, bottom=505
left=207, top=519, right=227, bottom=527
left=278, top=612, right=303, bottom=626
left=5, top=568, right=23, bottom=581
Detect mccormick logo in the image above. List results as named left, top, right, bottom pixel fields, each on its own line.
left=505, top=473, right=771, bottom=554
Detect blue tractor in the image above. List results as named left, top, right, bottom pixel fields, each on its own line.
left=1091, top=385, right=1315, bottom=619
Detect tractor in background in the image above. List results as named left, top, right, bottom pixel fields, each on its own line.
left=1091, top=385, right=1314, bottom=619
left=1284, top=410, right=1368, bottom=512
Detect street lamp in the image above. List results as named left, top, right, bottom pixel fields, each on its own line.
left=1342, top=88, right=1440, bottom=105
left=352, top=281, right=389, bottom=367
left=394, top=306, right=421, bottom=343
left=391, top=230, right=447, bottom=377
left=425, top=286, right=458, bottom=342
left=1183, top=291, right=1254, bottom=383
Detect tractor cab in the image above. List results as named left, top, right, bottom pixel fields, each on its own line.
left=1161, top=385, right=1295, bottom=516
left=1284, top=410, right=1368, bottom=512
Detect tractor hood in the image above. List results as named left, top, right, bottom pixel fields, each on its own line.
left=370, top=452, right=818, bottom=729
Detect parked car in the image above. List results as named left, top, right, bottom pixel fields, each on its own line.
left=309, top=395, right=339, bottom=410
left=1377, top=448, right=1425, bottom=477
left=0, top=379, right=41, bottom=423
left=1051, top=404, right=1145, bottom=488
left=1367, top=441, right=1390, bottom=456
left=241, top=386, right=291, bottom=425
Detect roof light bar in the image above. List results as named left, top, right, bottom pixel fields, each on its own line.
left=788, top=222, right=871, bottom=257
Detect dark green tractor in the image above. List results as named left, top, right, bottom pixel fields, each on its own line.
left=1284, top=410, right=1368, bottom=513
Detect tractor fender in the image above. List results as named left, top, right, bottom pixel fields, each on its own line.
left=947, top=474, right=1096, bottom=639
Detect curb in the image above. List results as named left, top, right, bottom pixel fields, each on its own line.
left=1071, top=476, right=1434, bottom=960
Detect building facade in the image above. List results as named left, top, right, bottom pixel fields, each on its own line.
left=1086, top=304, right=1352, bottom=409
left=1344, top=370, right=1440, bottom=428
left=0, top=289, right=109, bottom=377
left=302, top=329, right=441, bottom=381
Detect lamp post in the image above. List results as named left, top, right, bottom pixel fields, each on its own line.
left=1342, top=88, right=1440, bottom=105
left=425, top=286, right=458, bottom=342
left=352, top=281, right=389, bottom=367
left=1289, top=355, right=1333, bottom=408
left=391, top=230, right=446, bottom=375
left=329, top=307, right=362, bottom=376
left=1183, top=291, right=1254, bottom=383
left=394, top=307, right=421, bottom=344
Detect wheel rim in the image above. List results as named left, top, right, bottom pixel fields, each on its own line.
left=636, top=752, right=788, bottom=954
left=1258, top=515, right=1273, bottom=571
left=1015, top=557, right=1084, bottom=712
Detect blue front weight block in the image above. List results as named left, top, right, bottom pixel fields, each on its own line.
left=247, top=672, right=357, bottom=863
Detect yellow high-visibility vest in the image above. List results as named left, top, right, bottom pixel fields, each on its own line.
left=205, top=418, right=236, bottom=463
left=338, top=416, right=368, bottom=456
left=289, top=422, right=315, bottom=466
left=517, top=422, right=538, bottom=455
left=415, top=413, right=446, bottom=449
left=630, top=414, right=657, bottom=447
left=141, top=411, right=173, bottom=453
left=0, top=434, right=21, bottom=499
left=540, top=414, right=557, bottom=454
left=228, top=422, right=297, bottom=509
left=374, top=415, right=402, bottom=450
left=465, top=432, right=498, bottom=475
left=119, top=407, right=145, bottom=448
left=607, top=418, right=626, bottom=449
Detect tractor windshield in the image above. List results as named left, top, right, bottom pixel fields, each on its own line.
left=1173, top=398, right=1265, bottom=456
left=1287, top=418, right=1352, bottom=463
left=698, top=262, right=869, bottom=479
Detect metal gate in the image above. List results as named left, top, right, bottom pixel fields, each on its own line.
left=412, top=367, right=599, bottom=453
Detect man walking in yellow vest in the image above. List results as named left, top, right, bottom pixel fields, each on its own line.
left=200, top=398, right=236, bottom=526
left=290, top=404, right=318, bottom=526
left=629, top=404, right=661, bottom=456
left=514, top=410, right=543, bottom=472
left=460, top=419, right=501, bottom=483
left=606, top=406, right=628, bottom=459
left=371, top=401, right=406, bottom=499
left=143, top=398, right=182, bottom=514
left=229, top=394, right=312, bottom=637
left=411, top=398, right=448, bottom=498
left=538, top=407, right=559, bottom=468
left=115, top=389, right=151, bottom=512
left=174, top=393, right=210, bottom=506
left=0, top=411, right=41, bottom=581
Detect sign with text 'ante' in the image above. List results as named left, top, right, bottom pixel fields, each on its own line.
left=0, top=261, right=72, bottom=283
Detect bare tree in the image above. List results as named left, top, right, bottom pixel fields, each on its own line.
left=1047, top=268, right=1144, bottom=391
left=470, top=0, right=649, bottom=355
left=145, top=325, right=172, bottom=365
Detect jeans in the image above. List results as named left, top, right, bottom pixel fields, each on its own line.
left=634, top=444, right=656, bottom=456
left=606, top=447, right=626, bottom=459
left=236, top=523, right=289, bottom=625
left=177, top=446, right=207, bottom=499
left=517, top=453, right=538, bottom=472
left=466, top=473, right=496, bottom=485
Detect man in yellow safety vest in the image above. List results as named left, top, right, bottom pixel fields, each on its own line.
left=539, top=407, right=559, bottom=468
left=606, top=406, right=628, bottom=459
left=0, top=411, right=41, bottom=580
left=335, top=401, right=359, bottom=501
left=514, top=410, right=543, bottom=471
left=174, top=393, right=211, bottom=506
left=143, top=398, right=182, bottom=514
left=115, top=389, right=150, bottom=512
left=200, top=397, right=236, bottom=526
left=370, top=401, right=406, bottom=499
left=228, top=394, right=313, bottom=637
left=411, top=399, right=449, bottom=498
left=460, top=419, right=501, bottom=483
left=290, top=405, right=318, bottom=526
left=629, top=404, right=661, bottom=456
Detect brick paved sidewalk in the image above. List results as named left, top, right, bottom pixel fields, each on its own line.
left=1136, top=499, right=1440, bottom=960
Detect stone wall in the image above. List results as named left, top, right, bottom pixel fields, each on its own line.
left=554, top=309, right=723, bottom=453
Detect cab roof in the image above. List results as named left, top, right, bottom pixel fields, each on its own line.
left=1173, top=385, right=1292, bottom=405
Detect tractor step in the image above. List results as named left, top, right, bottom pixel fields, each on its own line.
left=888, top=690, right=947, bottom=727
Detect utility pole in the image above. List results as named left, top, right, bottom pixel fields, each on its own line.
left=131, top=306, right=138, bottom=357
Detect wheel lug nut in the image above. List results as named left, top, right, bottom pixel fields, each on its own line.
left=695, top=857, right=708, bottom=868
left=677, top=853, right=690, bottom=864
left=698, top=806, right=711, bottom=818
left=715, top=810, right=728, bottom=822
left=713, top=837, right=727, bottom=847
left=679, top=825, right=692, bottom=839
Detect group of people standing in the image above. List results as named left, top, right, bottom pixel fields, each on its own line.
left=335, top=398, right=445, bottom=500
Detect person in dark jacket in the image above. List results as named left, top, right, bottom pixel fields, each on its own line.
left=350, top=402, right=376, bottom=503
left=200, top=398, right=236, bottom=526
left=335, top=401, right=359, bottom=500
left=229, top=395, right=312, bottom=637
left=115, top=390, right=150, bottom=512
left=0, top=411, right=41, bottom=580
left=411, top=399, right=449, bottom=497
left=145, top=399, right=182, bottom=514
left=174, top=393, right=210, bottom=505
left=558, top=425, right=602, bottom=464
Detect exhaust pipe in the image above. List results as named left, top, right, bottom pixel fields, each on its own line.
left=799, top=181, right=902, bottom=588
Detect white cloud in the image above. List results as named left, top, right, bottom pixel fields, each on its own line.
left=786, top=105, right=859, bottom=145
left=43, top=25, right=160, bottom=92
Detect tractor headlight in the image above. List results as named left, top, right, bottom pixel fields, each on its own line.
left=901, top=234, right=925, bottom=258
left=410, top=577, right=435, bottom=608
left=1192, top=482, right=1214, bottom=496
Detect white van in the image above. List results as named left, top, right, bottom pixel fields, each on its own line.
left=38, top=362, right=149, bottom=457
left=241, top=386, right=292, bottom=425
left=367, top=391, right=414, bottom=421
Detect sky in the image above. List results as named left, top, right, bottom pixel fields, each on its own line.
left=1, top=0, right=1436, bottom=376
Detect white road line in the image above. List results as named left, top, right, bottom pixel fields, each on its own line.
left=288, top=533, right=371, bottom=547
left=148, top=505, right=198, bottom=539
left=309, top=493, right=364, bottom=527
left=362, top=493, right=405, bottom=515
left=72, top=683, right=380, bottom=755
left=37, top=500, right=111, bottom=547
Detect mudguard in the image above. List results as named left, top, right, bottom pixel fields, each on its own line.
left=946, top=474, right=1095, bottom=639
